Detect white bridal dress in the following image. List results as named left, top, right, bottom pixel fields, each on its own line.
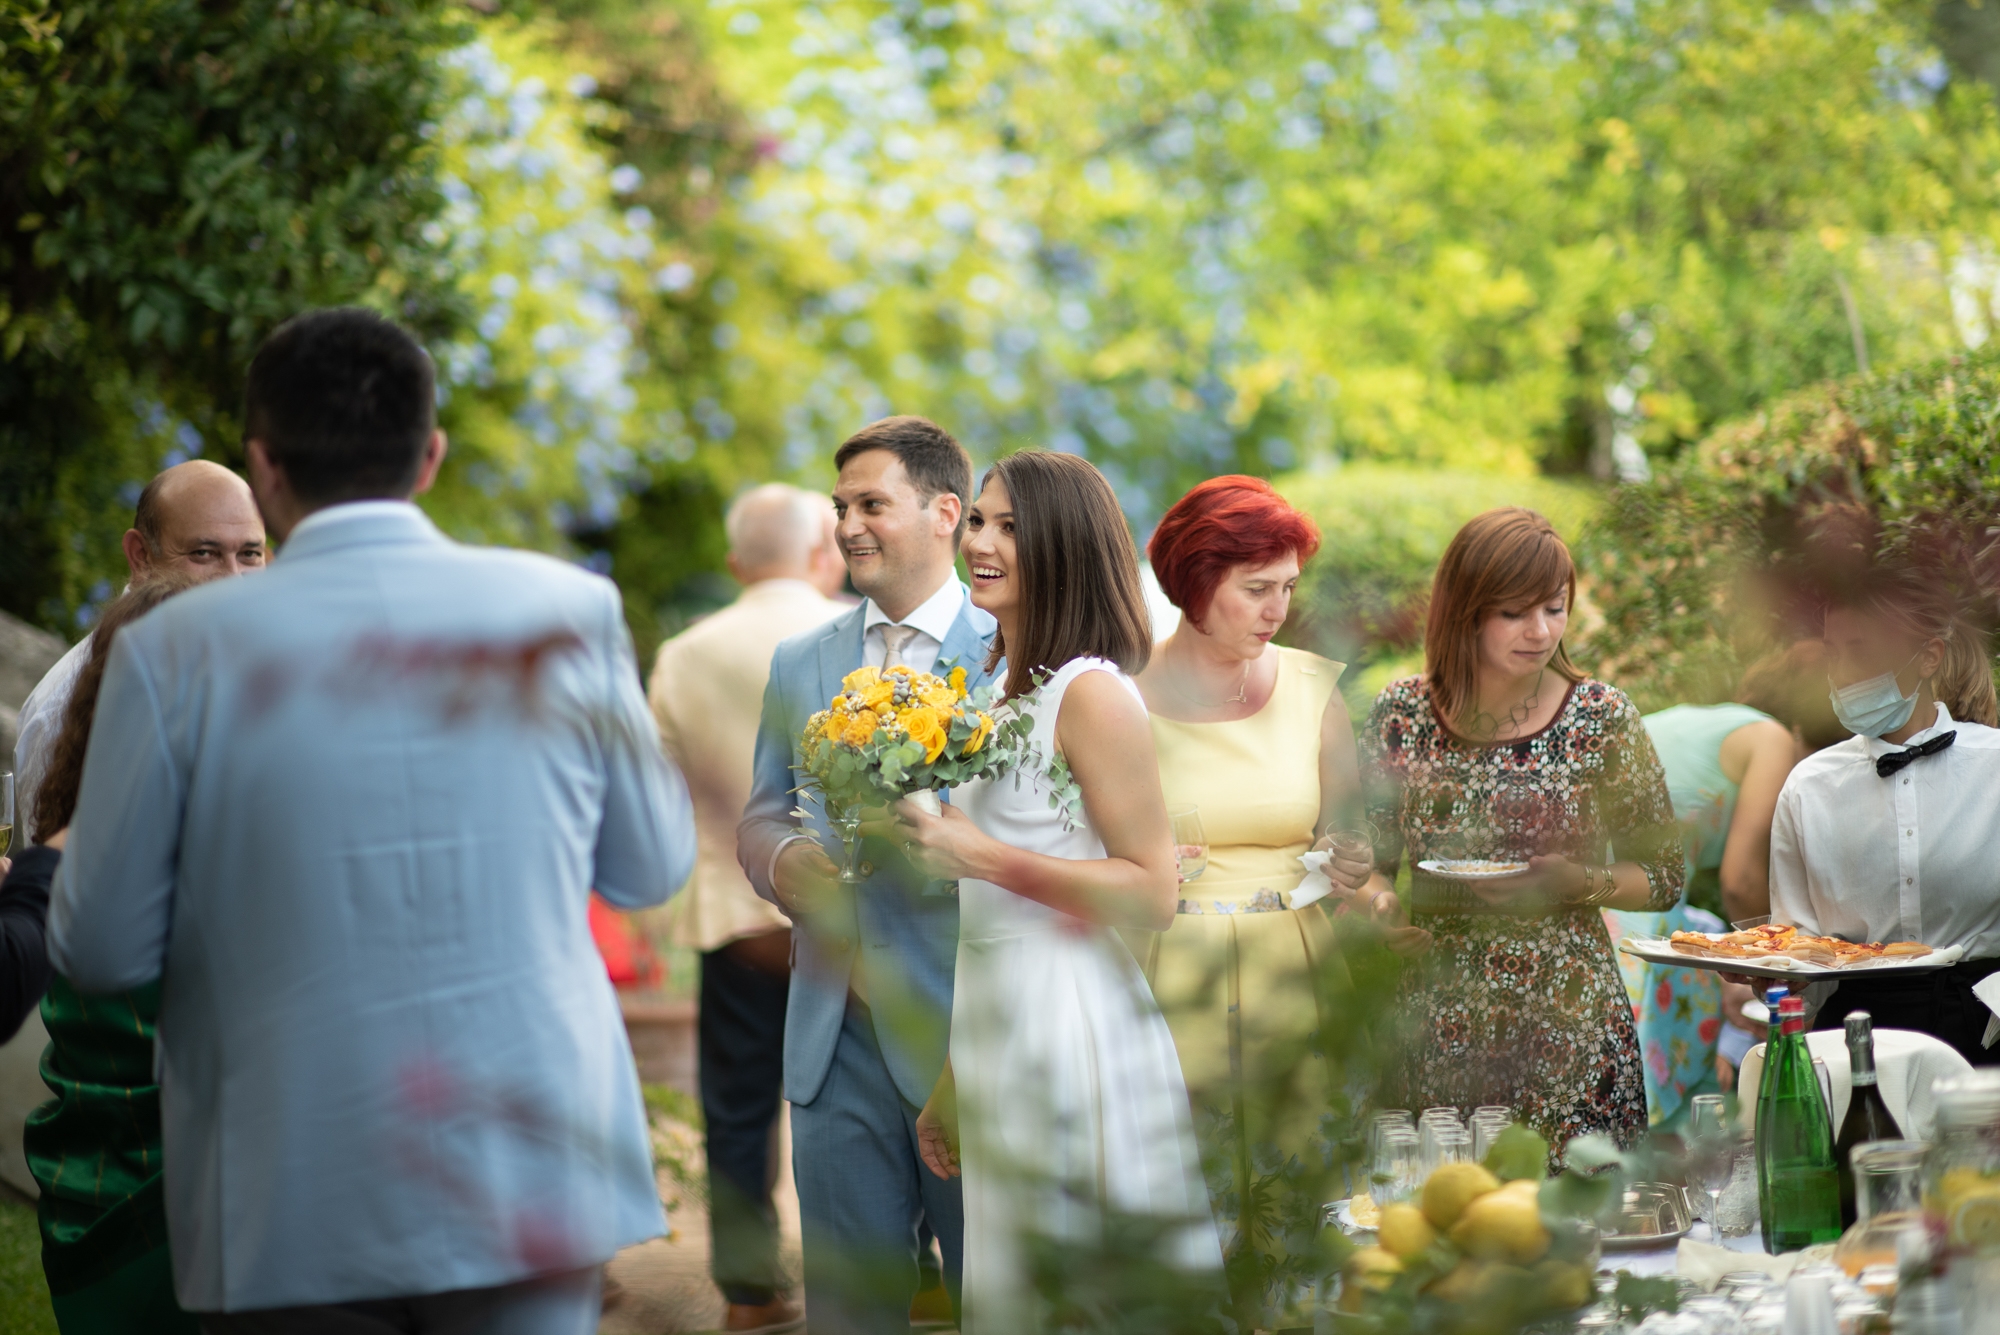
left=950, top=657, right=1223, bottom=1333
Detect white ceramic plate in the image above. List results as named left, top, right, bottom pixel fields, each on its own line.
left=1417, top=858, right=1530, bottom=882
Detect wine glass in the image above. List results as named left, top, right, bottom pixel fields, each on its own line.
left=0, top=771, right=13, bottom=860
left=1168, top=805, right=1207, bottom=883
left=1687, top=1093, right=1737, bottom=1240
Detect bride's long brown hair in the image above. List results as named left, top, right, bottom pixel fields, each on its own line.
left=33, top=572, right=198, bottom=840
left=980, top=450, right=1152, bottom=700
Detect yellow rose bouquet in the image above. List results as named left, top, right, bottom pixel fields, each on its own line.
left=798, top=663, right=1025, bottom=884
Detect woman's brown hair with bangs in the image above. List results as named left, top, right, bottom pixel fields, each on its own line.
left=1423, top=507, right=1582, bottom=729
left=981, top=450, right=1153, bottom=699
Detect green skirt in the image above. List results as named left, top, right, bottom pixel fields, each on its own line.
left=26, top=977, right=194, bottom=1331
left=49, top=1244, right=198, bottom=1335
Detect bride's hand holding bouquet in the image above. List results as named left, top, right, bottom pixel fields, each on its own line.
left=795, top=662, right=1025, bottom=892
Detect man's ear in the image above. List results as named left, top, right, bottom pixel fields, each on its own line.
left=411, top=430, right=449, bottom=496
left=933, top=491, right=963, bottom=536
left=121, top=529, right=152, bottom=580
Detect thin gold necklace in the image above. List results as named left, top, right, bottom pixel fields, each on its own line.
left=1168, top=652, right=1252, bottom=708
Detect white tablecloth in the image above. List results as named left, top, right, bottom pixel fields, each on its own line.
left=1737, top=1027, right=1971, bottom=1141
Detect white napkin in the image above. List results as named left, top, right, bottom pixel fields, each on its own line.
left=1973, top=972, right=2000, bottom=1049
left=1292, top=851, right=1338, bottom=910
left=1674, top=1237, right=1835, bottom=1289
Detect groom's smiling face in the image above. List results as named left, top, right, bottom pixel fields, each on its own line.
left=832, top=448, right=961, bottom=616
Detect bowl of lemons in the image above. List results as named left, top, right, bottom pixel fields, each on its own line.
left=1329, top=1128, right=1606, bottom=1333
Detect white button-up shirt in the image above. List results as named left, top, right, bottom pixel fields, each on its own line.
left=860, top=576, right=966, bottom=678
left=1770, top=703, right=2000, bottom=957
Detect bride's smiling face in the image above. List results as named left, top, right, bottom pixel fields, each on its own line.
left=961, top=475, right=1018, bottom=620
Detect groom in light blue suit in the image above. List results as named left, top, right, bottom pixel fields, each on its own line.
left=739, top=417, right=998, bottom=1333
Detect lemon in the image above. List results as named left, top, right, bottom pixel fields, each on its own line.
left=1951, top=1190, right=2000, bottom=1249
left=1422, top=1161, right=1503, bottom=1230
left=1378, top=1201, right=1438, bottom=1259
left=1532, top=1258, right=1594, bottom=1312
left=1428, top=1259, right=1494, bottom=1304
left=1339, top=1245, right=1404, bottom=1311
left=1452, top=1179, right=1551, bottom=1263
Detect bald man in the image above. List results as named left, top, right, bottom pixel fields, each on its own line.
left=13, top=460, right=267, bottom=847
left=647, top=484, right=845, bottom=1332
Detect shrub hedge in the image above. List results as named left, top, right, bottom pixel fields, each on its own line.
left=1572, top=351, right=2000, bottom=713
left=1274, top=465, right=1600, bottom=711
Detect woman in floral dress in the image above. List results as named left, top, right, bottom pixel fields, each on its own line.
left=1361, top=509, right=1683, bottom=1151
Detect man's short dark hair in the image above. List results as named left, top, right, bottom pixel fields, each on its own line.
left=243, top=308, right=436, bottom=506
left=833, top=416, right=973, bottom=518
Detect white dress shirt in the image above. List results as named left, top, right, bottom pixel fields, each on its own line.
left=860, top=576, right=966, bottom=678
left=13, top=633, right=93, bottom=846
left=1770, top=703, right=2000, bottom=958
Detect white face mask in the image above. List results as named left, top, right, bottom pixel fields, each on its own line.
left=1828, top=653, right=1923, bottom=738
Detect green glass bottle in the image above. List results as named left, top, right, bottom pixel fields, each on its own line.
left=1756, top=992, right=1843, bottom=1252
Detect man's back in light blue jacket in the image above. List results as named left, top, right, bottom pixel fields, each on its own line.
left=50, top=502, right=696, bottom=1313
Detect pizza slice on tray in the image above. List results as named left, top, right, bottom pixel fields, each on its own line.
left=1665, top=926, right=1930, bottom=967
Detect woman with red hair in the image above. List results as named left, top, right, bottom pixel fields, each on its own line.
left=1134, top=475, right=1424, bottom=1329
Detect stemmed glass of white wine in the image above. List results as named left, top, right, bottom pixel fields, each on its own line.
left=1, top=771, right=13, bottom=861
left=1168, top=805, right=1207, bottom=883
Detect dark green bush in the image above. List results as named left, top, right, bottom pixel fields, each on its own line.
left=1573, top=351, right=2000, bottom=712
left=0, top=0, right=467, bottom=630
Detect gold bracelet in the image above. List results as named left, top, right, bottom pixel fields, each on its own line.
left=1579, top=866, right=1616, bottom=907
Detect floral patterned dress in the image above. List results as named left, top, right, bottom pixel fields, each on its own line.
left=1361, top=676, right=1684, bottom=1151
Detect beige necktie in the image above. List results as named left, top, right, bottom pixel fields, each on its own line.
left=880, top=623, right=919, bottom=671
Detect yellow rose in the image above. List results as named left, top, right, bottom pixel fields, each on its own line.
left=859, top=680, right=897, bottom=712
left=841, top=711, right=881, bottom=748
left=841, top=666, right=883, bottom=695
left=899, top=705, right=950, bottom=762
left=918, top=683, right=958, bottom=709
left=949, top=666, right=968, bottom=697
left=960, top=711, right=993, bottom=756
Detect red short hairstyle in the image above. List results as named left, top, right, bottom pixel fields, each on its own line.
left=1147, top=475, right=1321, bottom=627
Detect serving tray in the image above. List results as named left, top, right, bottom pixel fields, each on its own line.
left=1618, top=936, right=1964, bottom=982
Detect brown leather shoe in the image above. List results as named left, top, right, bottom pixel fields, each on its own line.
left=723, top=1295, right=806, bottom=1333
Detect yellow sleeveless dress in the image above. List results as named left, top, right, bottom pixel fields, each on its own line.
left=1136, top=645, right=1354, bottom=1328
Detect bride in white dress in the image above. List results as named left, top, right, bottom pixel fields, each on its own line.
left=895, top=450, right=1223, bottom=1332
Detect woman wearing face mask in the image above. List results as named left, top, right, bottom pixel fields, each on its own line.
left=1132, top=476, right=1428, bottom=1330
left=1769, top=571, right=2000, bottom=1066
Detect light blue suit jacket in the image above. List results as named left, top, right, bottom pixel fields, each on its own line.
left=736, top=592, right=999, bottom=1107
left=48, top=505, right=695, bottom=1313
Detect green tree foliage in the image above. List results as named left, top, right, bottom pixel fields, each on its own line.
left=1572, top=349, right=2000, bottom=713
left=674, top=0, right=2000, bottom=525
left=0, top=0, right=468, bottom=629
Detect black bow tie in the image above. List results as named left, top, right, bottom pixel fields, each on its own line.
left=1877, top=730, right=1956, bottom=778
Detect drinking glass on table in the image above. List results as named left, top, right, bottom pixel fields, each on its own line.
left=1471, top=1107, right=1512, bottom=1162
left=1687, top=1093, right=1739, bottom=1240
left=1375, top=1126, right=1421, bottom=1203
left=1168, top=805, right=1207, bottom=883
